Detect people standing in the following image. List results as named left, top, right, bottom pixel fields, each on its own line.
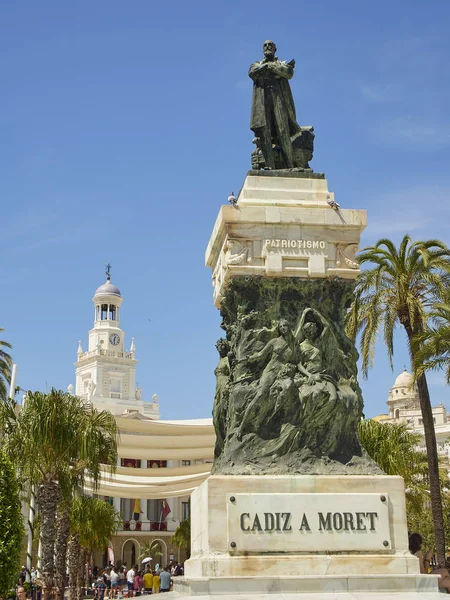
left=143, top=568, right=153, bottom=594
left=152, top=571, right=160, bottom=595
left=95, top=575, right=106, bottom=600
left=134, top=570, right=143, bottom=596
left=126, top=565, right=137, bottom=598
left=159, top=568, right=172, bottom=593
left=110, top=566, right=119, bottom=599
left=104, top=567, right=111, bottom=598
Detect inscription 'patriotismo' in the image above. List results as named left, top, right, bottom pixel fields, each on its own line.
left=227, top=493, right=391, bottom=553
left=264, top=239, right=327, bottom=249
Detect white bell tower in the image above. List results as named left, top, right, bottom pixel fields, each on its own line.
left=74, top=266, right=159, bottom=418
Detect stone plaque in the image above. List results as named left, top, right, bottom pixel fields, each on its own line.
left=227, top=493, right=391, bottom=553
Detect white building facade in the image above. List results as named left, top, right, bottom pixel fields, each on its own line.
left=377, top=369, right=450, bottom=460
left=72, top=274, right=214, bottom=566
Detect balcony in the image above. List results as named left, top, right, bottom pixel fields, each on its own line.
left=121, top=519, right=177, bottom=532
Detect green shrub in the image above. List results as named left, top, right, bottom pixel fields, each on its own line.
left=0, top=448, right=25, bottom=598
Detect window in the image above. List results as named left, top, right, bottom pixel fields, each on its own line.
left=182, top=460, right=191, bottom=466
left=147, top=460, right=167, bottom=468
left=109, top=304, right=116, bottom=320
left=121, top=458, right=141, bottom=468
left=110, top=379, right=121, bottom=393
left=101, top=304, right=108, bottom=320
left=182, top=502, right=190, bottom=521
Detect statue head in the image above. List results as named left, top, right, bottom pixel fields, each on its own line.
left=263, top=40, right=277, bottom=60
left=277, top=319, right=290, bottom=337
left=216, top=338, right=229, bottom=358
left=303, top=321, right=319, bottom=340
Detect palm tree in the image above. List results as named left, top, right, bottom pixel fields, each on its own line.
left=0, top=389, right=118, bottom=600
left=68, top=495, right=121, bottom=600
left=413, top=297, right=450, bottom=383
left=138, top=540, right=163, bottom=565
left=54, top=403, right=118, bottom=600
left=0, top=328, right=13, bottom=400
left=346, top=235, right=450, bottom=566
left=170, top=519, right=191, bottom=559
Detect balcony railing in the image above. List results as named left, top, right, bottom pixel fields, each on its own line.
left=122, top=520, right=169, bottom=532
left=78, top=349, right=134, bottom=360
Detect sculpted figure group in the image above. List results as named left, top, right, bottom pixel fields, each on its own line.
left=212, top=305, right=366, bottom=474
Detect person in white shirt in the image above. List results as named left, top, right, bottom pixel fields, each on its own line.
left=110, top=567, right=119, bottom=598
left=126, top=565, right=137, bottom=597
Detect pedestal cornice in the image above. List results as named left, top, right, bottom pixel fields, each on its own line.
left=206, top=174, right=366, bottom=307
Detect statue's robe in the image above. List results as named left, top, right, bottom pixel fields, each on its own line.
left=249, top=58, right=300, bottom=136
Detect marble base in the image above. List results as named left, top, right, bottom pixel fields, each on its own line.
left=172, top=475, right=440, bottom=597
left=173, top=573, right=441, bottom=598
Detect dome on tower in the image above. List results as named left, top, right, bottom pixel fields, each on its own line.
left=94, top=279, right=121, bottom=297
left=393, top=369, right=413, bottom=389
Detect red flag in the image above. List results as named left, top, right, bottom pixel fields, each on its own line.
left=161, top=499, right=171, bottom=519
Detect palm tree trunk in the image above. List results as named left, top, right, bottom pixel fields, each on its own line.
left=405, top=323, right=446, bottom=565
left=55, top=498, right=71, bottom=600
left=68, top=533, right=80, bottom=600
left=415, top=372, right=446, bottom=566
left=37, top=479, right=61, bottom=600
left=76, top=549, right=86, bottom=600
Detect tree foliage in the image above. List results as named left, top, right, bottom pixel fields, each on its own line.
left=71, top=495, right=121, bottom=556
left=359, top=419, right=450, bottom=554
left=138, top=540, right=163, bottom=562
left=0, top=448, right=25, bottom=599
left=0, top=328, right=12, bottom=401
left=170, top=519, right=191, bottom=558
left=413, top=296, right=450, bottom=383
left=346, top=236, right=450, bottom=376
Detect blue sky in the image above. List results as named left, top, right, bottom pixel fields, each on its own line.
left=1, top=0, right=450, bottom=420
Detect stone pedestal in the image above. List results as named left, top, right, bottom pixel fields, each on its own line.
left=173, top=475, right=439, bottom=598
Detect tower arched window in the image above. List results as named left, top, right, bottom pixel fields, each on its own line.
left=109, top=304, right=116, bottom=320
left=395, top=409, right=400, bottom=419
left=100, top=304, right=108, bottom=320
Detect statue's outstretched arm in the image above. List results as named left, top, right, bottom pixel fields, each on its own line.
left=294, top=307, right=314, bottom=340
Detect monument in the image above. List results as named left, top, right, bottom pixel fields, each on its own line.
left=174, top=41, right=440, bottom=599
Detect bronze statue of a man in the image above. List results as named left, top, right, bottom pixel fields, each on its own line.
left=249, top=40, right=301, bottom=169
